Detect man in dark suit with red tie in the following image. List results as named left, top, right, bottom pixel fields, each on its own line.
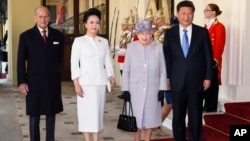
left=17, top=6, right=64, bottom=141
left=163, top=1, right=213, bottom=141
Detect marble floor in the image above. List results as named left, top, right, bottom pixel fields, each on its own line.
left=0, top=79, right=173, bottom=141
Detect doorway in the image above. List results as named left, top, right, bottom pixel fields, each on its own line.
left=44, top=0, right=109, bottom=81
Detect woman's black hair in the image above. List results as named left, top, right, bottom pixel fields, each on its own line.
left=83, top=8, right=101, bottom=23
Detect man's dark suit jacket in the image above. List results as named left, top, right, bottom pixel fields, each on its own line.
left=164, top=24, right=213, bottom=92
left=17, top=25, right=64, bottom=116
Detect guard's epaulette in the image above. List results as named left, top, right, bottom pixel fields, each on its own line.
left=214, top=18, right=219, bottom=24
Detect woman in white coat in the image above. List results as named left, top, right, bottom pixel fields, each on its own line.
left=122, top=19, right=167, bottom=141
left=71, top=8, right=115, bottom=141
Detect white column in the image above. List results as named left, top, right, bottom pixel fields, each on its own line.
left=219, top=0, right=250, bottom=102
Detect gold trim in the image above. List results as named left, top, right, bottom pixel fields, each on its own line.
left=204, top=125, right=229, bottom=136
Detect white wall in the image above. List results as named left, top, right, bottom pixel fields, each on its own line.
left=244, top=0, right=250, bottom=85
left=8, top=0, right=41, bottom=85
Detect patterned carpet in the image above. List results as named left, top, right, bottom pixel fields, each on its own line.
left=13, top=81, right=173, bottom=141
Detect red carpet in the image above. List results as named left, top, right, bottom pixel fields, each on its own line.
left=224, top=102, right=250, bottom=121
left=202, top=126, right=229, bottom=141
left=185, top=126, right=229, bottom=141
left=204, top=113, right=249, bottom=134
left=203, top=101, right=250, bottom=140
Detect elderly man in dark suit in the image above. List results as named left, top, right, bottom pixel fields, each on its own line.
left=163, top=1, right=213, bottom=141
left=17, top=6, right=64, bottom=141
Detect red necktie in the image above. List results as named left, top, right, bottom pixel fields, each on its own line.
left=42, top=30, right=47, bottom=43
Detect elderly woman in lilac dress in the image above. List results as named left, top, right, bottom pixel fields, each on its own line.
left=121, top=19, right=167, bottom=141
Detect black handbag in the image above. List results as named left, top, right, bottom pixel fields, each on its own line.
left=117, top=101, right=137, bottom=132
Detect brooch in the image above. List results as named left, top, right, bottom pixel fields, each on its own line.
left=153, top=43, right=157, bottom=49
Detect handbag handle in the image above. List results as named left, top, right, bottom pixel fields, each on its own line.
left=122, top=101, right=134, bottom=116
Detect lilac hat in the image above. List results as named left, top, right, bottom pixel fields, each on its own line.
left=133, top=20, right=155, bottom=34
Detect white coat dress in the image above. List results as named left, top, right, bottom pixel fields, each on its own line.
left=71, top=35, right=114, bottom=132
left=122, top=40, right=167, bottom=129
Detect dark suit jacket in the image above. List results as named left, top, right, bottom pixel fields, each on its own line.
left=163, top=24, right=213, bottom=91
left=17, top=25, right=64, bottom=115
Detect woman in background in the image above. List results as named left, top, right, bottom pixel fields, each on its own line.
left=203, top=3, right=226, bottom=112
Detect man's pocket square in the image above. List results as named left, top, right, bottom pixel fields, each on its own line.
left=53, top=42, right=59, bottom=45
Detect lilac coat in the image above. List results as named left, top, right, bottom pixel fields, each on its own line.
left=122, top=40, right=167, bottom=129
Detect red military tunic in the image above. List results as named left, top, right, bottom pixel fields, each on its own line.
left=207, top=20, right=226, bottom=85
left=56, top=2, right=65, bottom=25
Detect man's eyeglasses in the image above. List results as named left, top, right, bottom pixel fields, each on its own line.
left=203, top=9, right=213, bottom=12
